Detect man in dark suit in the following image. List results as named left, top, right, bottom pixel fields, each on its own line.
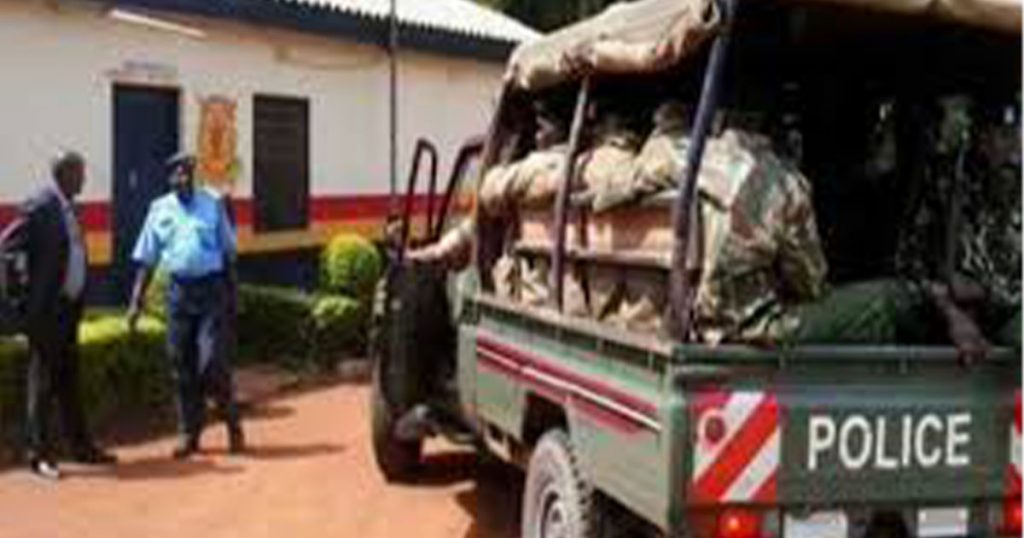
left=0, top=151, right=116, bottom=480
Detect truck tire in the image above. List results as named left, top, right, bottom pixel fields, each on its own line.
left=522, top=430, right=601, bottom=538
left=370, top=354, right=422, bottom=482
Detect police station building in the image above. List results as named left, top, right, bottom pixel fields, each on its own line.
left=0, top=0, right=537, bottom=297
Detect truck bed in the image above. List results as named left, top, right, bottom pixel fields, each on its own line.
left=461, top=293, right=1021, bottom=534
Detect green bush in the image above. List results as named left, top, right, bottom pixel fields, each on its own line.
left=0, top=338, right=25, bottom=458
left=76, top=314, right=169, bottom=422
left=0, top=313, right=168, bottom=459
left=236, top=284, right=316, bottom=369
left=310, top=295, right=363, bottom=366
left=320, top=234, right=383, bottom=303
left=236, top=284, right=367, bottom=371
left=144, top=270, right=171, bottom=323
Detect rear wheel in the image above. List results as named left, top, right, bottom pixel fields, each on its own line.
left=522, top=430, right=601, bottom=538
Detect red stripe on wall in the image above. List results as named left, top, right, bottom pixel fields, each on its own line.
left=0, top=194, right=467, bottom=233
left=80, top=202, right=109, bottom=230
left=0, top=201, right=108, bottom=231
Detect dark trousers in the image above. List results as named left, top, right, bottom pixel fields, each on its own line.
left=167, top=275, right=240, bottom=442
left=25, top=298, right=92, bottom=460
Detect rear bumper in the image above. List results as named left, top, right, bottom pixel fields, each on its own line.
left=673, top=500, right=1020, bottom=538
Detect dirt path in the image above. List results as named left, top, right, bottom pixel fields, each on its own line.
left=0, top=383, right=521, bottom=538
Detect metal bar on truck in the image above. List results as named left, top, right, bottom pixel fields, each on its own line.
left=397, top=138, right=438, bottom=265
left=434, top=136, right=485, bottom=242
left=550, top=77, right=592, bottom=312
left=668, top=0, right=739, bottom=341
left=425, top=143, right=440, bottom=236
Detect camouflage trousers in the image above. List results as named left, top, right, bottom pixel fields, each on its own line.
left=785, top=279, right=926, bottom=344
left=786, top=279, right=1021, bottom=348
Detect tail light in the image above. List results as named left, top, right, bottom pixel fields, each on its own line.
left=717, top=508, right=762, bottom=538
left=1002, top=498, right=1022, bottom=536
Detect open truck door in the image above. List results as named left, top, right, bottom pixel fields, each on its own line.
left=371, top=137, right=484, bottom=481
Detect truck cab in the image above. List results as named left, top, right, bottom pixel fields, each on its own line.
left=371, top=0, right=1023, bottom=536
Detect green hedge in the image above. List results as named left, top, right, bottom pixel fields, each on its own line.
left=236, top=284, right=364, bottom=372
left=0, top=313, right=168, bottom=458
left=320, top=234, right=383, bottom=304
left=236, top=284, right=315, bottom=367
left=0, top=233, right=378, bottom=458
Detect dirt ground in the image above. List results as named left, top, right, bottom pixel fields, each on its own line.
left=0, top=380, right=522, bottom=538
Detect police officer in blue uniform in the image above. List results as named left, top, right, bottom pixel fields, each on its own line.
left=127, top=153, right=244, bottom=459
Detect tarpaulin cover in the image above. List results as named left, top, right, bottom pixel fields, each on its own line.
left=506, top=0, right=1021, bottom=91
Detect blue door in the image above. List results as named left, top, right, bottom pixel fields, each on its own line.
left=111, top=86, right=179, bottom=303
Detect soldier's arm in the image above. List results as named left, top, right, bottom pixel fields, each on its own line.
left=408, top=218, right=474, bottom=270
left=925, top=281, right=990, bottom=366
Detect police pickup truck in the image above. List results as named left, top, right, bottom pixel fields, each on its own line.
left=370, top=0, right=1023, bottom=536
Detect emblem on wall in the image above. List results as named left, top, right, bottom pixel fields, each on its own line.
left=197, top=95, right=240, bottom=190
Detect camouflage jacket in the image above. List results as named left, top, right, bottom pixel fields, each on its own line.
left=577, top=130, right=640, bottom=194
left=478, top=145, right=568, bottom=216
left=693, top=129, right=829, bottom=344
left=896, top=116, right=1022, bottom=309
left=592, top=122, right=689, bottom=212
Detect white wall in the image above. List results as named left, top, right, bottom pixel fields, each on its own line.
left=0, top=0, right=505, bottom=204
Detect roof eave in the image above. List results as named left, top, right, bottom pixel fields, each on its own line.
left=111, top=0, right=520, bottom=63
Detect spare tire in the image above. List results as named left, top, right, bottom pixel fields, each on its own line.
left=369, top=262, right=454, bottom=482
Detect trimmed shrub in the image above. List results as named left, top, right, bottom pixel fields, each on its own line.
left=310, top=295, right=363, bottom=367
left=0, top=338, right=25, bottom=459
left=236, top=284, right=367, bottom=371
left=320, top=234, right=383, bottom=304
left=76, top=314, right=169, bottom=422
left=0, top=313, right=168, bottom=459
left=236, top=284, right=316, bottom=369
left=144, top=270, right=170, bottom=323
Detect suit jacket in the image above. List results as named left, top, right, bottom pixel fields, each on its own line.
left=0, top=187, right=76, bottom=336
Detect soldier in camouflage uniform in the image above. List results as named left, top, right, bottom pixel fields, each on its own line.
left=584, top=101, right=692, bottom=333
left=689, top=121, right=994, bottom=357
left=479, top=104, right=570, bottom=216
left=573, top=110, right=644, bottom=319
left=896, top=97, right=1022, bottom=350
left=411, top=106, right=570, bottom=307
left=593, top=101, right=692, bottom=212
left=592, top=123, right=924, bottom=347
left=687, top=128, right=830, bottom=344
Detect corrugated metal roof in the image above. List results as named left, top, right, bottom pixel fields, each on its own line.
left=271, top=0, right=542, bottom=44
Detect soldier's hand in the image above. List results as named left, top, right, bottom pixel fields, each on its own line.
left=947, top=307, right=990, bottom=367
left=949, top=273, right=985, bottom=305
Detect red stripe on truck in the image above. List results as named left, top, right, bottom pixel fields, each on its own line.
left=476, top=331, right=660, bottom=434
left=477, top=332, right=659, bottom=419
left=693, top=395, right=779, bottom=501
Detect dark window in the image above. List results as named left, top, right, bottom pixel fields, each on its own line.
left=253, top=95, right=309, bottom=232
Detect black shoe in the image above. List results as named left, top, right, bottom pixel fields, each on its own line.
left=72, top=447, right=118, bottom=466
left=30, top=459, right=61, bottom=481
left=228, top=427, right=245, bottom=454
left=172, top=438, right=200, bottom=460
